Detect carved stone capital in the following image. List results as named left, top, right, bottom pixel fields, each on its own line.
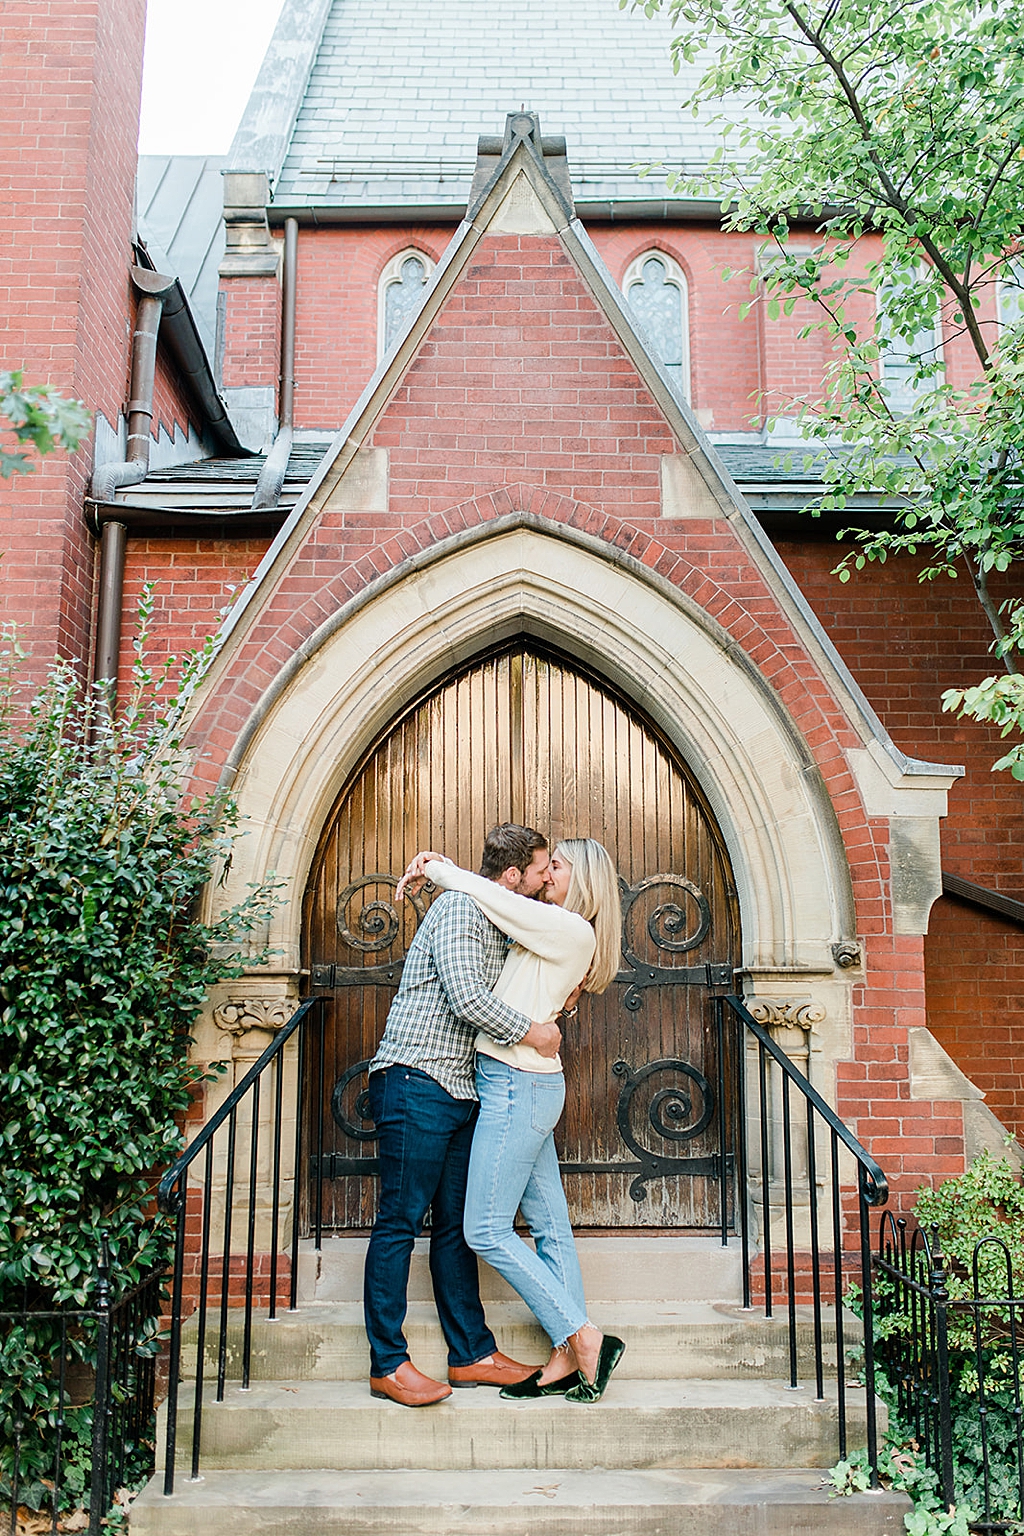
left=212, top=998, right=292, bottom=1037
left=746, top=997, right=827, bottom=1032
left=831, top=941, right=861, bottom=970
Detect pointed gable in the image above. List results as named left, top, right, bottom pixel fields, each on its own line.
left=193, top=114, right=956, bottom=838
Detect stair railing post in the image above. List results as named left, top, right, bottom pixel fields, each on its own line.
left=88, top=1241, right=112, bottom=1536
left=928, top=1228, right=956, bottom=1511
left=858, top=1173, right=880, bottom=1488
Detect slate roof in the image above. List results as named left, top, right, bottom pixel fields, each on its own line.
left=272, top=0, right=755, bottom=212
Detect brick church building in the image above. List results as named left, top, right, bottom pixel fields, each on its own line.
left=3, top=0, right=1024, bottom=1377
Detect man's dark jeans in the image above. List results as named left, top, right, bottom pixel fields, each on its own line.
left=364, top=1065, right=497, bottom=1378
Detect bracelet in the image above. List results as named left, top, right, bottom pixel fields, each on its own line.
left=560, top=1004, right=579, bottom=1018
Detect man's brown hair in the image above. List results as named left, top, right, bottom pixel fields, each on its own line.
left=479, top=823, right=548, bottom=878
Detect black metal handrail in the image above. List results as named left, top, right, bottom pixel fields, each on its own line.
left=156, top=995, right=325, bottom=1494
left=2, top=1256, right=162, bottom=1536
left=720, top=994, right=889, bottom=1478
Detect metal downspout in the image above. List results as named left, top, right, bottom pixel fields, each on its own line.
left=91, top=272, right=175, bottom=687
left=251, top=216, right=298, bottom=512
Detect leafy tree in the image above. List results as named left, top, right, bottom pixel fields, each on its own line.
left=631, top=0, right=1024, bottom=772
left=0, top=371, right=91, bottom=478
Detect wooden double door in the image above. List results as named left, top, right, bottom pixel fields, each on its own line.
left=303, top=642, right=741, bottom=1231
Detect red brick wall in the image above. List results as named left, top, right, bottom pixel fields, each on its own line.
left=0, top=0, right=146, bottom=671
left=777, top=539, right=1024, bottom=1138
left=229, top=218, right=1004, bottom=444
left=289, top=225, right=452, bottom=427
left=111, top=217, right=1009, bottom=1185
left=116, top=537, right=272, bottom=690
left=373, top=234, right=679, bottom=516
left=220, top=274, right=283, bottom=392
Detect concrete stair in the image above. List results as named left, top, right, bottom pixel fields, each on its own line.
left=130, top=1237, right=906, bottom=1534
left=179, top=1300, right=855, bottom=1382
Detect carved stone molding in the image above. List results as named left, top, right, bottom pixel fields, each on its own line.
left=831, top=941, right=861, bottom=970
left=746, top=997, right=827, bottom=1031
left=212, top=998, right=292, bottom=1037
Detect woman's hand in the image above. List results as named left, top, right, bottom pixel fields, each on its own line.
left=559, top=981, right=583, bottom=1017
left=395, top=850, right=448, bottom=901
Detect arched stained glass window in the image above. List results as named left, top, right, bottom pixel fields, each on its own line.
left=378, top=249, right=434, bottom=358
left=624, top=252, right=690, bottom=401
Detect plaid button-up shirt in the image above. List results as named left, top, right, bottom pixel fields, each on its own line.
left=367, top=889, right=532, bottom=1100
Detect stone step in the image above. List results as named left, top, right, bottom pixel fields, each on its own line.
left=300, top=1234, right=745, bottom=1305
left=179, top=1301, right=860, bottom=1384
left=162, top=1377, right=878, bottom=1472
left=129, top=1467, right=909, bottom=1535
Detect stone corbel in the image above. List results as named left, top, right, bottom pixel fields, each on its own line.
left=746, top=996, right=826, bottom=1083
left=212, top=998, right=293, bottom=1037
left=746, top=997, right=827, bottom=1032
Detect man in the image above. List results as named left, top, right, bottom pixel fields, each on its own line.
left=363, top=823, right=561, bottom=1407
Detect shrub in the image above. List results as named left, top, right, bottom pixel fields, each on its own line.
left=839, top=1153, right=1024, bottom=1533
left=0, top=596, right=280, bottom=1515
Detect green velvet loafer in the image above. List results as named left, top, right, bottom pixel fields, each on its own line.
left=500, top=1367, right=581, bottom=1399
left=565, top=1335, right=625, bottom=1404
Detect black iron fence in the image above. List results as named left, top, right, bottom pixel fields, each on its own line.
left=155, top=995, right=325, bottom=1494
left=720, top=994, right=890, bottom=1475
left=875, top=1218, right=1024, bottom=1533
left=1, top=1257, right=162, bottom=1536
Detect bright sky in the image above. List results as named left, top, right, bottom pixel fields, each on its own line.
left=139, top=0, right=285, bottom=156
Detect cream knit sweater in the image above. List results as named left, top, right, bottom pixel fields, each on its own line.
left=424, top=860, right=595, bottom=1075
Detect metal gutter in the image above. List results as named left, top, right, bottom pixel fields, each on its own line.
left=157, top=279, right=250, bottom=457
left=264, top=197, right=734, bottom=227
left=91, top=269, right=175, bottom=684
left=86, top=499, right=288, bottom=537
left=941, top=872, right=1024, bottom=928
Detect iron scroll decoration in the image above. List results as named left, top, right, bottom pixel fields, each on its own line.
left=325, top=1054, right=720, bottom=1199
left=616, top=873, right=720, bottom=1010
left=330, top=1058, right=378, bottom=1142
left=611, top=1058, right=715, bottom=1201
left=336, top=873, right=429, bottom=951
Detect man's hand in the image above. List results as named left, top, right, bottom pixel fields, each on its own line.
left=560, top=982, right=584, bottom=1014
left=520, top=1019, right=562, bottom=1058
left=395, top=850, right=447, bottom=901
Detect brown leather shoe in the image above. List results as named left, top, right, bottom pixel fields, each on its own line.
left=370, top=1360, right=452, bottom=1406
left=448, top=1350, right=537, bottom=1388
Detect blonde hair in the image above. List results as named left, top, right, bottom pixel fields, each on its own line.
left=555, top=838, right=622, bottom=994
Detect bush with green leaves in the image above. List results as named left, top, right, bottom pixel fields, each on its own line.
left=0, top=597, right=279, bottom=1514
left=836, top=1152, right=1024, bottom=1533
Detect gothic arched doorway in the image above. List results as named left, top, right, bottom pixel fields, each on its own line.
left=302, top=640, right=741, bottom=1231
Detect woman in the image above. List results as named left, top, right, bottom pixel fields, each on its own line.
left=399, top=839, right=624, bottom=1403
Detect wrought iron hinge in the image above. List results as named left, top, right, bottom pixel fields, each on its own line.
left=311, top=962, right=405, bottom=988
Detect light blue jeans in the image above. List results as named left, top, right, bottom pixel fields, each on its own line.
left=464, top=1054, right=588, bottom=1348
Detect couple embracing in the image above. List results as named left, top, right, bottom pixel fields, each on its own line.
left=363, top=823, right=625, bottom=1407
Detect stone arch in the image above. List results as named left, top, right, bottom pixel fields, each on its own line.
left=211, top=517, right=858, bottom=980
